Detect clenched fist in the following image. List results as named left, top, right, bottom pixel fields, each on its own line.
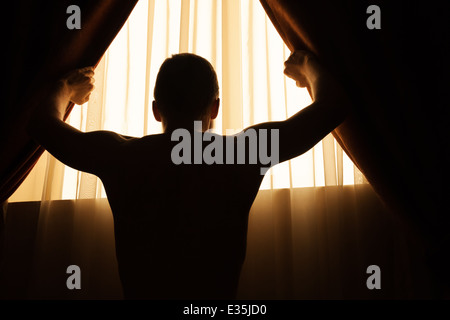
left=62, top=67, right=95, bottom=105
left=284, top=50, right=344, bottom=102
left=284, top=50, right=320, bottom=89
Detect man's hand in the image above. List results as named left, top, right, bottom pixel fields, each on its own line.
left=62, top=67, right=95, bottom=105
left=284, top=50, right=344, bottom=102
left=284, top=50, right=316, bottom=89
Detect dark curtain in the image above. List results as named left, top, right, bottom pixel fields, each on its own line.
left=260, top=0, right=449, bottom=296
left=0, top=0, right=138, bottom=269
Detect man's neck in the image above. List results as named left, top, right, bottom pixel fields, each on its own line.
left=163, top=119, right=211, bottom=133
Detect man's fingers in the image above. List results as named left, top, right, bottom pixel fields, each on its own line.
left=283, top=67, right=293, bottom=76
left=283, top=66, right=299, bottom=80
left=84, top=93, right=92, bottom=104
left=79, top=69, right=95, bottom=80
left=294, top=75, right=308, bottom=87
left=79, top=66, right=95, bottom=74
left=68, top=67, right=95, bottom=80
left=69, top=68, right=95, bottom=85
left=64, top=66, right=94, bottom=80
left=285, top=50, right=306, bottom=64
left=295, top=80, right=308, bottom=88
left=285, top=50, right=316, bottom=67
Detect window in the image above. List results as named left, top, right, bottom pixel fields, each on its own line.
left=10, top=0, right=367, bottom=202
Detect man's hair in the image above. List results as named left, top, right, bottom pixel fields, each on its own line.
left=154, top=53, right=219, bottom=120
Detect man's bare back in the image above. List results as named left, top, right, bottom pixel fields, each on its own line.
left=101, top=133, right=264, bottom=299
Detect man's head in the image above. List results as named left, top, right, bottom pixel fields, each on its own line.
left=153, top=53, right=220, bottom=131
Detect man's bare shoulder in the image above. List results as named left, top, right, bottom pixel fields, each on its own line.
left=111, top=133, right=172, bottom=164
left=120, top=133, right=170, bottom=148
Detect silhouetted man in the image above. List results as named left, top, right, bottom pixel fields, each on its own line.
left=27, top=51, right=348, bottom=299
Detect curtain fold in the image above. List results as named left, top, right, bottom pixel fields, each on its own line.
left=259, top=0, right=449, bottom=295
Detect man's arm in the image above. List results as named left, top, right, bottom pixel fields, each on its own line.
left=246, top=50, right=350, bottom=164
left=27, top=67, right=131, bottom=175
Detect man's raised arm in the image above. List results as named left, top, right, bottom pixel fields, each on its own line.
left=27, top=67, right=129, bottom=175
left=247, top=50, right=350, bottom=165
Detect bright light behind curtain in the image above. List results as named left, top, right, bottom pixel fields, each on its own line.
left=10, top=0, right=367, bottom=203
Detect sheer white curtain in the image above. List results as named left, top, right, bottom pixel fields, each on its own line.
left=10, top=1, right=429, bottom=300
